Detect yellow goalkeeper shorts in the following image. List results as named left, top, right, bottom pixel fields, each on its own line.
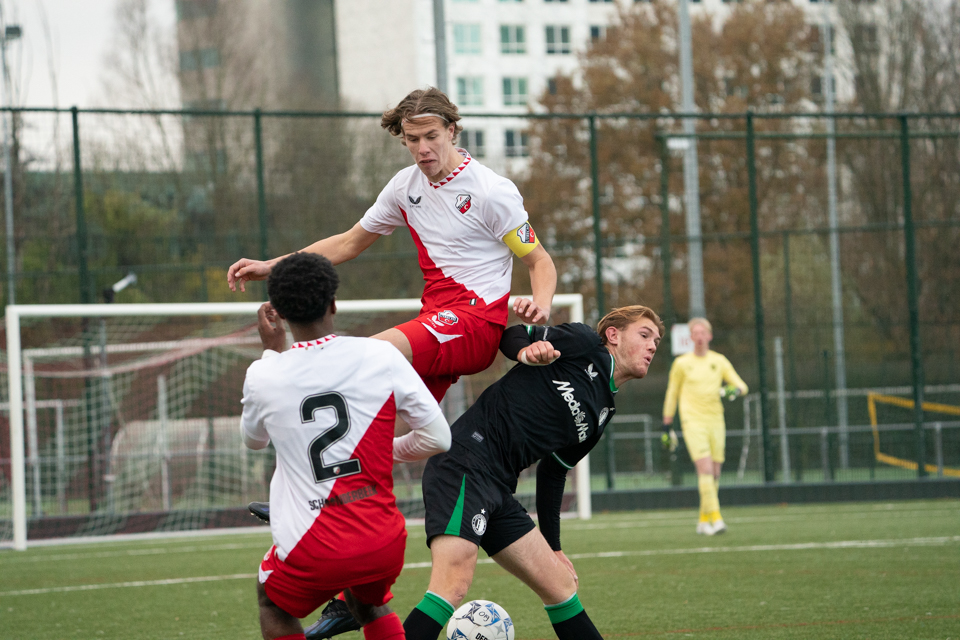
left=682, top=422, right=726, bottom=463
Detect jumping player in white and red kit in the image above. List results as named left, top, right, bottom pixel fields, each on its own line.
left=242, top=252, right=451, bottom=640
left=228, top=86, right=557, bottom=402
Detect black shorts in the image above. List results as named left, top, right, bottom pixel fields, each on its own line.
left=422, top=441, right=536, bottom=557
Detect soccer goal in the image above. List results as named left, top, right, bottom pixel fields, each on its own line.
left=3, top=294, right=586, bottom=551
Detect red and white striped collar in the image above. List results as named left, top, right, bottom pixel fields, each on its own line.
left=291, top=334, right=338, bottom=350
left=430, top=149, right=472, bottom=189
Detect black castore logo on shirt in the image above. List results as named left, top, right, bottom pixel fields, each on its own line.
left=408, top=195, right=421, bottom=205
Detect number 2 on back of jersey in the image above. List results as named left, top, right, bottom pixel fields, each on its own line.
left=301, top=392, right=361, bottom=483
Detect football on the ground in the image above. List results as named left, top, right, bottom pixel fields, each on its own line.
left=446, top=600, right=515, bottom=640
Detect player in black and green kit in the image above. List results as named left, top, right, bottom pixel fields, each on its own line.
left=404, top=305, right=664, bottom=640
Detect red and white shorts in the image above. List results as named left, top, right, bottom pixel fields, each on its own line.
left=396, top=308, right=504, bottom=401
left=259, top=530, right=406, bottom=619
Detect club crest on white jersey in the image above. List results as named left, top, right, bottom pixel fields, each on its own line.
left=455, top=193, right=472, bottom=214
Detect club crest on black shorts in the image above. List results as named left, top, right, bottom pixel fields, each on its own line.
left=472, top=511, right=487, bottom=535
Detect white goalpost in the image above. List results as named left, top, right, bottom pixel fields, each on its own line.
left=4, top=294, right=586, bottom=551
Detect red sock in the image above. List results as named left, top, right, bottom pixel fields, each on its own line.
left=363, top=612, right=405, bottom=640
left=273, top=634, right=306, bottom=640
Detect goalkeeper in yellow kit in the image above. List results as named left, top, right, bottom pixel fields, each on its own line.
left=662, top=318, right=748, bottom=535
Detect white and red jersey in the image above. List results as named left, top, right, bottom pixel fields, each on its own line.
left=240, top=335, right=442, bottom=561
left=360, top=150, right=529, bottom=326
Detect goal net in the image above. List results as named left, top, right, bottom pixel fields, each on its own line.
left=2, top=296, right=585, bottom=550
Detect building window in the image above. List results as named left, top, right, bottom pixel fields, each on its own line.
left=590, top=25, right=606, bottom=42
left=589, top=0, right=614, bottom=3
left=456, top=77, right=484, bottom=107
left=544, top=0, right=568, bottom=3
left=500, top=0, right=522, bottom=2
left=854, top=24, right=879, bottom=50
left=502, top=77, right=528, bottom=106
left=547, top=78, right=558, bottom=95
left=180, top=48, right=221, bottom=71
left=545, top=26, right=571, bottom=54
left=176, top=0, right=217, bottom=20
left=810, top=75, right=836, bottom=97
left=453, top=24, right=482, bottom=55
left=500, top=25, right=526, bottom=54
left=810, top=25, right=836, bottom=54
left=505, top=130, right=529, bottom=158
left=460, top=130, right=486, bottom=158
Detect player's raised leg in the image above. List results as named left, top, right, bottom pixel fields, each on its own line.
left=492, top=529, right=603, bottom=640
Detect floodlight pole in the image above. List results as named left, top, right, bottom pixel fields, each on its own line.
left=822, top=3, right=849, bottom=468
left=433, top=0, right=447, bottom=93
left=0, top=15, right=20, bottom=306
left=677, top=0, right=705, bottom=319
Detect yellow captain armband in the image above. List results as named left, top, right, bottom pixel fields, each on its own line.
left=503, top=221, right=541, bottom=258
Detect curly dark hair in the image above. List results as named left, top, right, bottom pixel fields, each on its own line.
left=267, top=253, right=339, bottom=324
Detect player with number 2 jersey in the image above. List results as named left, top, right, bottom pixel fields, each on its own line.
left=242, top=253, right=451, bottom=640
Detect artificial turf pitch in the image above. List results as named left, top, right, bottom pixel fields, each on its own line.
left=1, top=499, right=956, bottom=639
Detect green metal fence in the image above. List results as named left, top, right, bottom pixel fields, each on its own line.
left=0, top=106, right=958, bottom=493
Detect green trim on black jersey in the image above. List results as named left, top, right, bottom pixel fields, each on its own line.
left=609, top=354, right=619, bottom=393
left=551, top=451, right=575, bottom=470
left=443, top=475, right=467, bottom=536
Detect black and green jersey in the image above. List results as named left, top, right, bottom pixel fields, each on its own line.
left=448, top=322, right=618, bottom=550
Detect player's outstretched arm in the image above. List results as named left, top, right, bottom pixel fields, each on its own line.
left=514, top=245, right=556, bottom=325
left=228, top=257, right=277, bottom=292
left=227, top=223, right=381, bottom=292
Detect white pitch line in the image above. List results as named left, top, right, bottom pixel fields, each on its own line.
left=561, top=507, right=959, bottom=531
left=0, top=542, right=269, bottom=564
left=0, top=574, right=257, bottom=597
left=564, top=535, right=960, bottom=560
left=2, top=535, right=956, bottom=598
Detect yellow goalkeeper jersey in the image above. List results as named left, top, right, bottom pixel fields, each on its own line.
left=662, top=350, right=748, bottom=428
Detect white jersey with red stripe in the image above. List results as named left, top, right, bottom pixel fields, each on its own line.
left=360, top=149, right=529, bottom=326
left=240, top=335, right=442, bottom=561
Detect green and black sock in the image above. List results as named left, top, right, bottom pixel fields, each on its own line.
left=403, top=591, right=455, bottom=640
left=545, top=593, right=602, bottom=640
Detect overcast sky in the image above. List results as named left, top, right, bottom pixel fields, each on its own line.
left=5, top=0, right=175, bottom=108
